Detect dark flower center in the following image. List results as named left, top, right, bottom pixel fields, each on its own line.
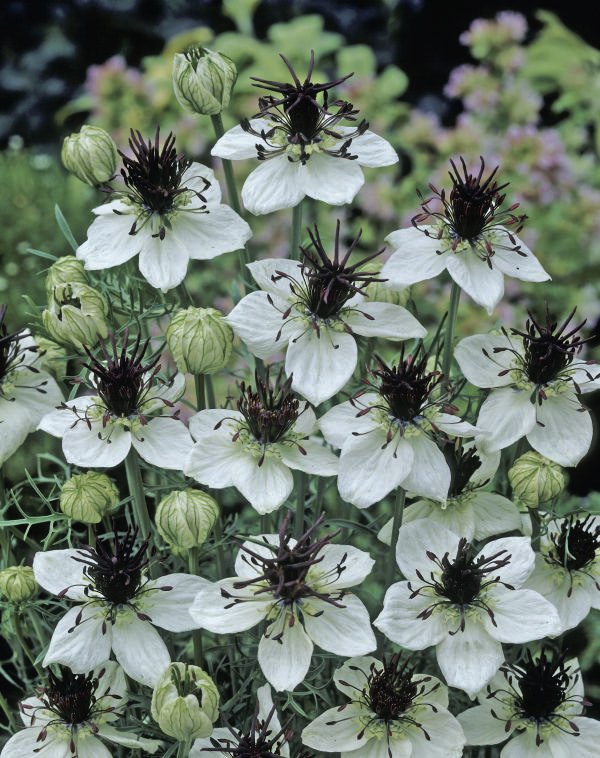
left=0, top=303, right=35, bottom=387
left=365, top=655, right=418, bottom=722
left=551, top=514, right=599, bottom=572
left=372, top=348, right=442, bottom=423
left=209, top=701, right=291, bottom=757
left=443, top=442, right=482, bottom=498
left=513, top=650, right=572, bottom=721
left=43, top=667, right=97, bottom=725
left=236, top=368, right=300, bottom=447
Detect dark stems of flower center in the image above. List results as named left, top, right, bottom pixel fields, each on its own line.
left=236, top=367, right=300, bottom=446
left=550, top=514, right=600, bottom=572
left=43, top=667, right=98, bottom=725
left=0, top=303, right=36, bottom=386
left=443, top=441, right=482, bottom=498
left=365, top=654, right=418, bottom=721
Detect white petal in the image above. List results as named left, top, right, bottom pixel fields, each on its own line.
left=256, top=684, right=281, bottom=733
left=333, top=655, right=379, bottom=699
left=38, top=406, right=79, bottom=437
left=549, top=717, right=600, bottom=758
left=437, top=624, right=504, bottom=697
left=19, top=696, right=52, bottom=726
left=1, top=729, right=72, bottom=757
left=454, top=333, right=517, bottom=389
left=476, top=387, right=537, bottom=452
left=406, top=709, right=465, bottom=758
left=43, top=605, right=112, bottom=672
left=94, top=659, right=126, bottom=703
left=131, top=417, right=193, bottom=469
left=483, top=587, right=562, bottom=643
left=477, top=536, right=535, bottom=587
left=492, top=235, right=549, bottom=282
left=471, top=493, right=523, bottom=540
left=525, top=557, right=591, bottom=632
left=318, top=395, right=379, bottom=449
left=62, top=419, right=132, bottom=468
left=180, top=205, right=252, bottom=260
left=382, top=227, right=449, bottom=287
left=570, top=360, right=600, bottom=393
left=344, top=301, right=426, bottom=340
left=75, top=735, right=112, bottom=758
left=183, top=162, right=221, bottom=204
left=301, top=703, right=368, bottom=752
left=33, top=549, right=88, bottom=601
left=458, top=705, right=509, bottom=745
left=96, top=725, right=161, bottom=753
left=144, top=372, right=186, bottom=409
left=307, top=543, right=374, bottom=590
left=292, top=404, right=318, bottom=436
left=397, top=520, right=461, bottom=579
left=278, top=438, right=338, bottom=476
left=258, top=610, right=314, bottom=691
left=77, top=211, right=141, bottom=269
left=527, top=393, right=593, bottom=467
left=233, top=455, right=294, bottom=513
left=402, top=498, right=476, bottom=541
left=434, top=412, right=478, bottom=437
left=446, top=253, right=505, bottom=314
left=300, top=152, right=365, bottom=205
left=241, top=156, right=304, bottom=215
left=141, top=574, right=211, bottom=631
left=302, top=595, right=376, bottom=656
left=138, top=233, right=190, bottom=291
left=374, top=581, right=448, bottom=649
left=184, top=434, right=246, bottom=488
left=286, top=327, right=357, bottom=406
left=227, top=290, right=296, bottom=359
left=350, top=129, right=398, bottom=167
left=401, top=432, right=451, bottom=501
left=234, top=535, right=282, bottom=579
left=0, top=400, right=30, bottom=463
left=337, top=429, right=413, bottom=509
left=190, top=579, right=271, bottom=632
left=191, top=727, right=237, bottom=757
left=188, top=408, right=243, bottom=440
left=211, top=120, right=269, bottom=159
left=502, top=731, right=542, bottom=758
left=246, top=257, right=302, bottom=298
left=11, top=373, right=64, bottom=427
left=111, top=612, right=170, bottom=687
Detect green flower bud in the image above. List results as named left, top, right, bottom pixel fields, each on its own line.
left=166, top=307, right=233, bottom=375
left=151, top=662, right=219, bottom=742
left=43, top=282, right=110, bottom=351
left=45, top=256, right=89, bottom=295
left=0, top=566, right=37, bottom=603
left=173, top=46, right=237, bottom=116
left=363, top=263, right=409, bottom=306
left=508, top=451, right=565, bottom=509
left=35, top=337, right=69, bottom=381
left=61, top=125, right=118, bottom=187
left=155, top=489, right=219, bottom=550
left=60, top=472, right=120, bottom=524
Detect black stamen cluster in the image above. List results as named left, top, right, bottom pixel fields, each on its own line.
left=514, top=651, right=572, bottom=721
left=208, top=702, right=291, bottom=757
left=365, top=655, right=418, bottom=722
left=549, top=514, right=600, bottom=573
left=43, top=667, right=98, bottom=726
left=443, top=441, right=482, bottom=498
left=236, top=368, right=300, bottom=448
left=0, top=304, right=36, bottom=386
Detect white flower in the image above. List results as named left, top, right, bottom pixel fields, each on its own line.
left=227, top=225, right=426, bottom=406
left=378, top=441, right=521, bottom=543
left=381, top=157, right=549, bottom=313
left=458, top=651, right=600, bottom=756
left=189, top=514, right=376, bottom=692
left=319, top=351, right=477, bottom=507
left=33, top=530, right=208, bottom=687
left=455, top=311, right=600, bottom=466
left=185, top=370, right=337, bottom=514
left=38, top=332, right=193, bottom=470
left=0, top=307, right=63, bottom=465
left=77, top=130, right=251, bottom=292
left=0, top=661, right=161, bottom=757
left=211, top=53, right=397, bottom=215
left=191, top=684, right=289, bottom=757
left=374, top=521, right=562, bottom=697
left=301, top=655, right=465, bottom=757
left=525, top=514, right=600, bottom=632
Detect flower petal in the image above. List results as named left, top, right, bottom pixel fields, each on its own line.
left=184, top=434, right=246, bottom=489
left=333, top=655, right=379, bottom=699
left=525, top=556, right=592, bottom=632
left=302, top=595, right=376, bottom=656
left=190, top=579, right=271, bottom=632
left=227, top=290, right=296, bottom=359
left=211, top=120, right=268, bottom=159
left=292, top=404, right=318, bottom=436
left=131, top=417, right=193, bottom=469
left=483, top=587, right=562, bottom=643
left=241, top=156, right=304, bottom=215
left=301, top=703, right=369, bottom=752
left=307, top=543, right=374, bottom=590
left=374, top=581, right=448, bottom=649
left=278, top=438, right=338, bottom=477
left=111, top=612, right=170, bottom=687
left=454, top=333, right=517, bottom=389
left=397, top=520, right=461, bottom=579
left=471, top=493, right=523, bottom=540
left=0, top=399, right=30, bottom=464
left=258, top=610, right=314, bottom=691
left=350, top=129, right=398, bottom=167
left=183, top=162, right=221, bottom=205
left=406, top=709, right=465, bottom=758
left=318, top=395, right=379, bottom=449
left=188, top=408, right=243, bottom=440
left=400, top=499, right=476, bottom=541
left=436, top=624, right=504, bottom=698
left=548, top=717, right=600, bottom=758
left=138, top=233, right=190, bottom=291
left=458, top=704, right=509, bottom=745
left=476, top=387, right=537, bottom=452
left=1, top=729, right=72, bottom=758
left=233, top=454, right=294, bottom=513
left=502, top=731, right=542, bottom=758
left=300, top=152, right=365, bottom=206
left=526, top=392, right=593, bottom=467
left=77, top=210, right=141, bottom=269
left=446, top=253, right=505, bottom=314
left=401, top=432, right=451, bottom=501
left=62, top=419, right=132, bottom=468
left=43, top=604, right=112, bottom=673
left=141, top=574, right=211, bottom=631
left=181, top=205, right=252, bottom=260
left=344, top=301, right=426, bottom=340
left=477, top=536, right=535, bottom=587
left=33, top=549, right=88, bottom=601
left=433, top=413, right=478, bottom=437
left=382, top=227, right=449, bottom=288
left=75, top=735, right=112, bottom=758
left=96, top=725, right=161, bottom=753
left=246, top=257, right=302, bottom=298
left=492, top=235, right=549, bottom=283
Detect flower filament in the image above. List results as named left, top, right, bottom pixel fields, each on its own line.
left=0, top=304, right=46, bottom=400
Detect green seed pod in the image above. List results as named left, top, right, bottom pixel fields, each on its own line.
left=45, top=256, right=89, bottom=295
left=155, top=489, right=219, bottom=550
left=166, top=307, right=233, bottom=375
left=172, top=46, right=237, bottom=116
left=61, top=125, right=118, bottom=187
left=43, top=282, right=110, bottom=351
left=0, top=566, right=37, bottom=603
left=508, top=451, right=565, bottom=509
left=35, top=337, right=69, bottom=381
left=60, top=472, right=120, bottom=524
left=151, top=662, right=219, bottom=741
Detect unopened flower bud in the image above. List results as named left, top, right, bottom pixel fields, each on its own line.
left=166, top=307, right=233, bottom=375
left=173, top=46, right=237, bottom=116
left=0, top=566, right=37, bottom=603
left=60, top=472, right=119, bottom=523
left=35, top=337, right=68, bottom=380
left=364, top=263, right=409, bottom=306
left=61, top=125, right=118, bottom=186
left=43, top=282, right=110, bottom=351
left=45, top=256, right=89, bottom=295
left=155, top=489, right=218, bottom=550
left=151, top=662, right=219, bottom=741
left=508, top=451, right=565, bottom=509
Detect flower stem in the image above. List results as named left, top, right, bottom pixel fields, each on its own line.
left=205, top=374, right=216, bottom=408
left=124, top=449, right=152, bottom=537
left=294, top=471, right=308, bottom=539
left=0, top=687, right=16, bottom=731
left=0, top=464, right=6, bottom=508
left=195, top=374, right=206, bottom=412
left=176, top=739, right=192, bottom=758
left=291, top=201, right=303, bottom=260
left=188, top=546, right=203, bottom=667
left=385, top=488, right=406, bottom=588
left=12, top=609, right=43, bottom=678
left=530, top=508, right=542, bottom=547
left=211, top=114, right=242, bottom=217
left=442, top=281, right=461, bottom=386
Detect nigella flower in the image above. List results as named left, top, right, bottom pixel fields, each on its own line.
left=455, top=308, right=600, bottom=466
left=319, top=348, right=477, bottom=507
left=184, top=368, right=337, bottom=514
left=189, top=513, right=376, bottom=692
left=458, top=650, right=600, bottom=755
left=525, top=514, right=600, bottom=632
left=191, top=684, right=290, bottom=756
left=381, top=157, right=549, bottom=313
left=211, top=52, right=398, bottom=214
left=33, top=528, right=208, bottom=686
left=76, top=129, right=251, bottom=291
left=378, top=441, right=522, bottom=543
left=374, top=521, right=561, bottom=697
left=0, top=304, right=63, bottom=465
left=301, top=655, right=465, bottom=757
left=227, top=222, right=426, bottom=406
left=38, top=331, right=193, bottom=469
left=1, top=661, right=161, bottom=756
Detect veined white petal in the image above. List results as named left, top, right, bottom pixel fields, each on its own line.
left=190, top=727, right=237, bottom=757
left=246, top=258, right=302, bottom=299
left=302, top=595, right=376, bottom=656
left=141, top=574, right=211, bottom=632
left=570, top=361, right=600, bottom=393
left=0, top=400, right=30, bottom=464
left=374, top=581, right=448, bottom=649
left=525, top=556, right=592, bottom=632
left=111, top=612, right=170, bottom=687
left=143, top=372, right=186, bottom=410
left=492, top=235, right=549, bottom=283
left=434, top=413, right=478, bottom=437
left=183, top=162, right=221, bottom=204
left=33, top=549, right=88, bottom=601
left=188, top=408, right=243, bottom=440
left=12, top=373, right=64, bottom=428
left=184, top=434, right=246, bottom=489
left=301, top=703, right=369, bottom=752
left=527, top=393, right=593, bottom=467
left=307, top=543, right=374, bottom=590
left=483, top=587, right=562, bottom=643
left=455, top=333, right=521, bottom=389
left=406, top=709, right=465, bottom=758
left=477, top=536, right=535, bottom=587
left=227, top=290, right=296, bottom=359
left=181, top=205, right=252, bottom=260
left=476, top=387, right=537, bottom=452
left=19, top=696, right=53, bottom=727
left=38, top=406, right=81, bottom=438
left=77, top=211, right=141, bottom=270
left=0, top=729, right=72, bottom=758
left=501, top=731, right=544, bottom=758
left=300, top=152, right=365, bottom=206
left=234, top=535, right=283, bottom=579
left=458, top=704, right=509, bottom=745
left=96, top=725, right=161, bottom=753
left=233, top=454, right=294, bottom=513
left=548, top=717, right=600, bottom=757
left=94, top=659, right=126, bottom=704
left=278, top=438, right=338, bottom=477
left=211, top=119, right=269, bottom=159
left=43, top=604, right=112, bottom=672
left=446, top=253, right=505, bottom=314
left=382, top=227, right=449, bottom=288
left=62, top=419, right=132, bottom=468
left=343, top=301, right=426, bottom=340
left=397, top=520, right=461, bottom=579
left=138, top=233, right=189, bottom=292
left=401, top=498, right=476, bottom=541
left=189, top=579, right=271, bottom=632
left=471, top=493, right=523, bottom=540
left=333, top=655, right=379, bottom=699
left=318, top=395, right=379, bottom=449
left=350, top=129, right=398, bottom=167
left=241, top=156, right=304, bottom=215
left=131, top=417, right=193, bottom=469
left=258, top=609, right=313, bottom=691
left=436, top=624, right=504, bottom=698
left=292, top=404, right=317, bottom=436
left=401, top=432, right=451, bottom=501
left=74, top=734, right=112, bottom=758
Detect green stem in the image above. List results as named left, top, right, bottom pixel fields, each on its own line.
left=27, top=607, right=47, bottom=650
left=194, top=374, right=206, bottom=412
left=211, top=115, right=242, bottom=217
left=0, top=464, right=6, bottom=508
left=124, top=449, right=152, bottom=537
left=385, top=488, right=406, bottom=588
left=294, top=471, right=307, bottom=539
left=205, top=374, right=216, bottom=408
left=530, top=508, right=541, bottom=547
left=188, top=547, right=203, bottom=666
left=314, top=476, right=326, bottom=520
left=442, top=281, right=461, bottom=385
left=12, top=610, right=43, bottom=678
left=212, top=515, right=227, bottom=577
left=0, top=687, right=16, bottom=731
left=290, top=202, right=303, bottom=260
left=176, top=739, right=192, bottom=758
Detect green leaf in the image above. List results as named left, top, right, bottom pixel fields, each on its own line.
left=54, top=204, right=79, bottom=252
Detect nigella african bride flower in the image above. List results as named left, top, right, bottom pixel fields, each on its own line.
left=184, top=368, right=337, bottom=513
left=38, top=331, right=193, bottom=469
left=76, top=129, right=251, bottom=291
left=211, top=52, right=398, bottom=214
left=458, top=650, right=600, bottom=756
left=381, top=157, right=549, bottom=313
left=455, top=308, right=600, bottom=466
left=1, top=661, right=160, bottom=756
left=0, top=304, right=63, bottom=465
left=189, top=513, right=376, bottom=692
left=319, top=348, right=477, bottom=507
left=301, top=655, right=465, bottom=757
left=374, top=521, right=561, bottom=697
left=227, top=222, right=426, bottom=405
left=33, top=528, right=208, bottom=687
